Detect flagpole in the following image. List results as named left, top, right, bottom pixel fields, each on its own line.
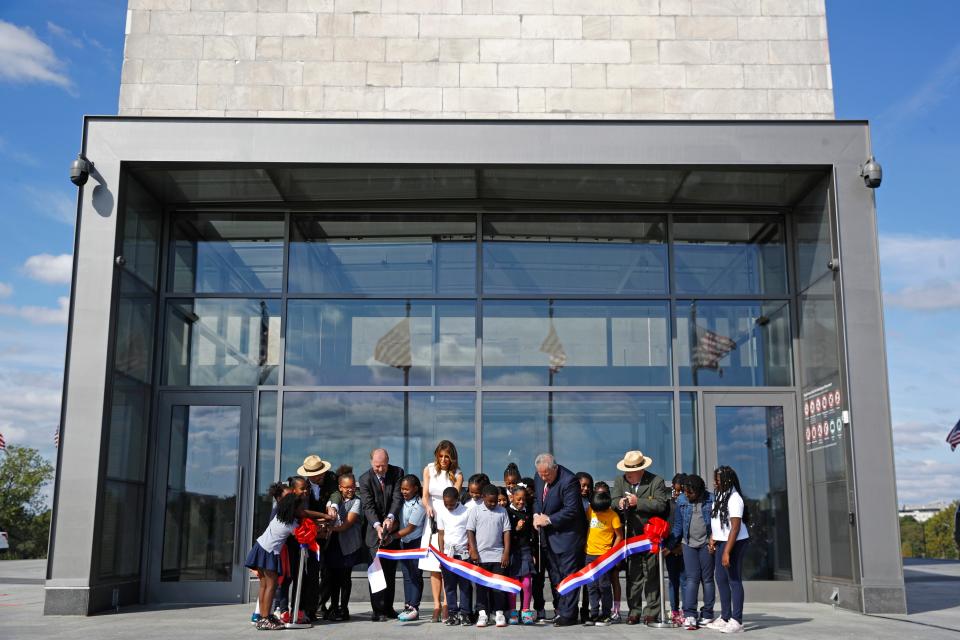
left=547, top=302, right=554, bottom=454
left=690, top=300, right=699, bottom=386
left=403, top=300, right=411, bottom=470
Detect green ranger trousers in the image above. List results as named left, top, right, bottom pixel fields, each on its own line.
left=626, top=551, right=662, bottom=619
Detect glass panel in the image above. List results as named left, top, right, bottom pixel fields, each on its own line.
left=285, top=300, right=475, bottom=386
left=673, top=215, right=787, bottom=295
left=106, top=375, right=150, bottom=482
left=122, top=175, right=162, bottom=288
left=680, top=392, right=699, bottom=475
left=482, top=214, right=667, bottom=295
left=288, top=213, right=476, bottom=295
left=169, top=213, right=284, bottom=293
left=809, top=481, right=853, bottom=580
left=483, top=301, right=671, bottom=386
left=164, top=299, right=281, bottom=386
left=161, top=405, right=241, bottom=582
left=715, top=405, right=791, bottom=581
left=98, top=480, right=145, bottom=579
left=676, top=300, right=792, bottom=387
left=794, top=177, right=833, bottom=292
left=281, top=392, right=475, bottom=477
left=114, top=273, right=155, bottom=384
left=254, top=392, right=278, bottom=545
left=482, top=392, right=674, bottom=484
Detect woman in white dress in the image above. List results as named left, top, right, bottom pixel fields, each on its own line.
left=420, top=439, right=463, bottom=622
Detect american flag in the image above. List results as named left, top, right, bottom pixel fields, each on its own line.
left=947, top=419, right=960, bottom=452
left=692, top=325, right=737, bottom=370
left=374, top=317, right=412, bottom=369
left=540, top=321, right=567, bottom=373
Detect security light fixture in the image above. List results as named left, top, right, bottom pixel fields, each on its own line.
left=860, top=156, right=882, bottom=188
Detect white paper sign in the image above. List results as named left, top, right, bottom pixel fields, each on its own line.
left=367, top=555, right=387, bottom=593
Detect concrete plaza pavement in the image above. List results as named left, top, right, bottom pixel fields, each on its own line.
left=1, top=558, right=958, bottom=639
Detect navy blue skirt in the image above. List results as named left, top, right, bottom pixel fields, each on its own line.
left=509, top=544, right=535, bottom=578
left=245, top=542, right=283, bottom=575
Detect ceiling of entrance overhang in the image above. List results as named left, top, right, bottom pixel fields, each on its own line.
left=128, top=165, right=828, bottom=209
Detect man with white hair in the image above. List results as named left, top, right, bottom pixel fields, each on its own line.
left=532, top=453, right=587, bottom=627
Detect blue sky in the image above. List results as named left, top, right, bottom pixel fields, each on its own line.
left=0, top=2, right=957, bottom=507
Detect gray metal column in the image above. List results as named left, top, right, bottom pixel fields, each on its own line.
left=44, top=121, right=121, bottom=615
left=834, top=139, right=907, bottom=614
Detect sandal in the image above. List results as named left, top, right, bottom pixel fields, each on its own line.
left=256, top=615, right=284, bottom=630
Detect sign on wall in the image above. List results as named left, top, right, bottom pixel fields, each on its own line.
left=802, top=382, right=844, bottom=453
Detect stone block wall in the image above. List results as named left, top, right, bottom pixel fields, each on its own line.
left=119, top=0, right=834, bottom=119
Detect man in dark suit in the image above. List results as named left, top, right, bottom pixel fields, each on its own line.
left=532, top=453, right=586, bottom=627
left=357, top=447, right=405, bottom=621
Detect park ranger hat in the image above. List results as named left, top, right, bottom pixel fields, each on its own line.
left=616, top=450, right=653, bottom=473
left=297, top=454, right=332, bottom=477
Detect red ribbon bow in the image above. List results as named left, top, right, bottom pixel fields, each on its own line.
left=294, top=519, right=320, bottom=557
left=643, top=516, right=670, bottom=554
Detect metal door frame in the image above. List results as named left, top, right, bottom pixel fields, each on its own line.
left=702, top=391, right=806, bottom=603
left=145, top=391, right=254, bottom=604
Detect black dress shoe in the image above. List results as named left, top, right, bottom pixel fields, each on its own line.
left=384, top=609, right=399, bottom=619
left=553, top=617, right=576, bottom=627
left=370, top=613, right=383, bottom=622
left=626, top=614, right=641, bottom=625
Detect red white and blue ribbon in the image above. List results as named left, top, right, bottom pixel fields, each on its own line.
left=428, top=546, right=522, bottom=594
left=555, top=535, right=653, bottom=595
left=376, top=547, right=430, bottom=561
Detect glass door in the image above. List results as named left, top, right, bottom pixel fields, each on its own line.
left=703, top=392, right=806, bottom=602
left=147, top=392, right=253, bottom=604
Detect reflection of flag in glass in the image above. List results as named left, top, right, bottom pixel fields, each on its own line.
left=54, top=428, right=60, bottom=449
left=692, top=325, right=737, bottom=370
left=947, top=419, right=960, bottom=452
left=374, top=318, right=413, bottom=369
left=0, top=431, right=5, bottom=450
left=540, top=322, right=567, bottom=373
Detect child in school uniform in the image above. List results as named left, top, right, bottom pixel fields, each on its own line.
left=582, top=481, right=623, bottom=627
left=466, top=483, right=512, bottom=629
left=437, top=486, right=473, bottom=627
left=506, top=483, right=536, bottom=625
left=396, top=474, right=427, bottom=622
left=246, top=491, right=302, bottom=631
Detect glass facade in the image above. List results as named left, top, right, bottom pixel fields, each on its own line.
left=148, top=205, right=798, bottom=489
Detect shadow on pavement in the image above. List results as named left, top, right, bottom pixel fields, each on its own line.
left=744, top=613, right=812, bottom=631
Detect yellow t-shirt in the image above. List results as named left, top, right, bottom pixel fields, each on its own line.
left=585, top=507, right=622, bottom=556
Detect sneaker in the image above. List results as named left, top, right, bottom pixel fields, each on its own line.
left=672, top=610, right=685, bottom=626
left=540, top=610, right=556, bottom=623
left=720, top=620, right=743, bottom=633
left=476, top=610, right=489, bottom=627
left=495, top=611, right=507, bottom=627
left=698, top=614, right=714, bottom=627
left=596, top=615, right=612, bottom=627
left=508, top=610, right=520, bottom=625
left=278, top=610, right=291, bottom=624
left=684, top=616, right=698, bottom=630
left=583, top=616, right=596, bottom=627
left=609, top=611, right=622, bottom=624
left=398, top=607, right=419, bottom=622
left=445, top=613, right=460, bottom=626
left=461, top=613, right=474, bottom=627
left=536, top=608, right=546, bottom=622
left=706, top=617, right=728, bottom=631
left=521, top=609, right=536, bottom=625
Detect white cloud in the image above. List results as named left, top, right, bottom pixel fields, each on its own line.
left=0, top=296, right=69, bottom=325
left=880, top=234, right=960, bottom=310
left=0, top=282, right=11, bottom=298
left=23, top=253, right=73, bottom=285
left=878, top=42, right=960, bottom=131
left=0, top=20, right=72, bottom=91
left=22, top=185, right=76, bottom=225
left=46, top=22, right=83, bottom=49
left=895, top=458, right=960, bottom=506
left=893, top=420, right=955, bottom=451
left=0, top=135, right=40, bottom=167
